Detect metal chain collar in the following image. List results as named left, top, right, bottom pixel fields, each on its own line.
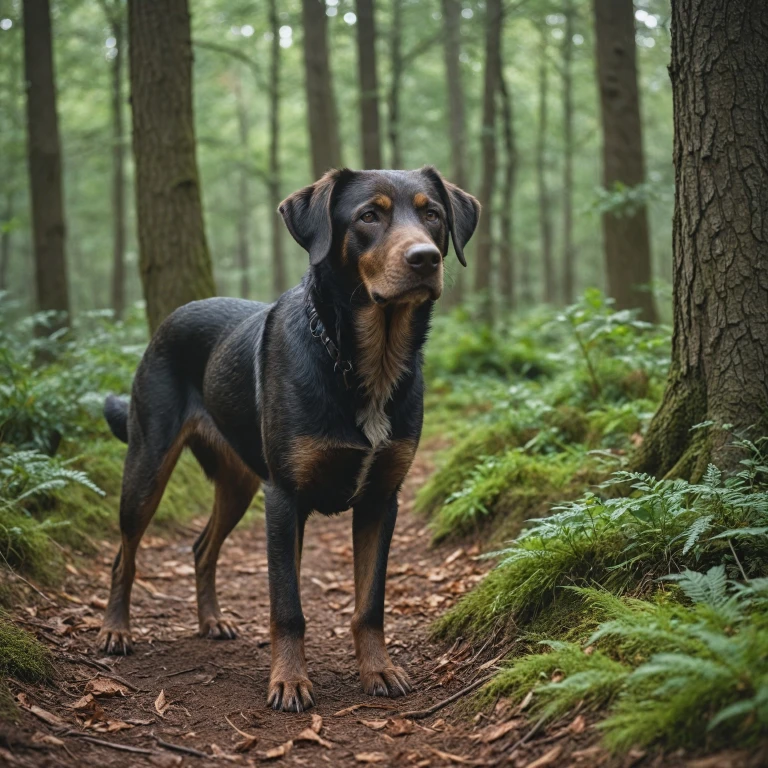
left=305, top=300, right=354, bottom=389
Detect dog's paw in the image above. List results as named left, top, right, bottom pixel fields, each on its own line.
left=267, top=678, right=315, bottom=712
left=97, top=626, right=133, bottom=655
left=361, top=666, right=412, bottom=698
left=198, top=616, right=238, bottom=640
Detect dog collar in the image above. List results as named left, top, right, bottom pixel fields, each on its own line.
left=306, top=301, right=354, bottom=389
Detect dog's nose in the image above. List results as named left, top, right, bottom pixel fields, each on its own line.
left=404, top=244, right=441, bottom=276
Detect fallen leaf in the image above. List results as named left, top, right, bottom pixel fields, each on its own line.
left=359, top=719, right=388, bottom=731
left=444, top=547, right=464, bottom=565
left=155, top=689, right=170, bottom=715
left=568, top=714, right=587, bottom=734
left=333, top=703, right=395, bottom=717
left=472, top=718, right=522, bottom=743
left=16, top=694, right=64, bottom=727
left=149, top=755, right=182, bottom=768
left=295, top=728, right=332, bottom=748
left=427, top=746, right=487, bottom=765
left=355, top=753, right=388, bottom=763
left=310, top=713, right=323, bottom=733
left=71, top=694, right=97, bottom=711
left=31, top=732, right=65, bottom=747
left=225, top=714, right=258, bottom=752
left=518, top=689, right=534, bottom=711
left=85, top=677, right=131, bottom=697
left=523, top=745, right=563, bottom=768
left=210, top=743, right=243, bottom=762
left=105, top=720, right=134, bottom=733
left=478, top=652, right=506, bottom=671
left=264, top=741, right=293, bottom=759
left=387, top=718, right=415, bottom=737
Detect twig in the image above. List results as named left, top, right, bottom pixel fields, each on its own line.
left=153, top=735, right=210, bottom=758
left=396, top=673, right=495, bottom=720
left=507, top=712, right=549, bottom=753
left=61, top=655, right=140, bottom=691
left=161, top=666, right=199, bottom=679
left=63, top=731, right=157, bottom=756
left=729, top=539, right=750, bottom=583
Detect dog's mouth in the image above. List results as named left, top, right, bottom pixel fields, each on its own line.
left=371, top=284, right=440, bottom=306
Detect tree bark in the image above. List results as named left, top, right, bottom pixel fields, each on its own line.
left=387, top=0, right=403, bottom=169
left=474, top=0, right=502, bottom=318
left=22, top=0, right=71, bottom=332
left=536, top=30, right=555, bottom=305
left=234, top=73, right=251, bottom=300
left=593, top=0, right=657, bottom=322
left=268, top=0, right=286, bottom=297
left=632, top=0, right=768, bottom=480
left=128, top=0, right=216, bottom=333
left=108, top=9, right=127, bottom=320
left=302, top=0, right=342, bottom=178
left=561, top=0, right=575, bottom=305
left=497, top=58, right=516, bottom=310
left=442, top=0, right=467, bottom=306
left=355, top=0, right=382, bottom=169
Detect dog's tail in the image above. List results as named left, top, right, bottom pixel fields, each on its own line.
left=104, top=394, right=129, bottom=444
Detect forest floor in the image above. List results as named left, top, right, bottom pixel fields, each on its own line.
left=1, top=447, right=753, bottom=768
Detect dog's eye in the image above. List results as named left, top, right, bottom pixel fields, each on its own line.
left=360, top=211, right=378, bottom=224
left=426, top=210, right=439, bottom=222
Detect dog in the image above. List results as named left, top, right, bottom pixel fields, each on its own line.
left=98, top=167, right=479, bottom=712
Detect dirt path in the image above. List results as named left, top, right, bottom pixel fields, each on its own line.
left=2, top=453, right=735, bottom=768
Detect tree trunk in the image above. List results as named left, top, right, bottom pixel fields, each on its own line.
left=520, top=248, right=534, bottom=308
left=22, top=0, right=71, bottom=332
left=387, top=0, right=403, bottom=169
left=593, top=0, right=657, bottom=322
left=302, top=0, right=342, bottom=178
left=0, top=192, right=12, bottom=292
left=474, top=0, right=502, bottom=318
left=355, top=0, right=382, bottom=169
left=632, top=0, right=768, bottom=480
left=109, top=11, right=126, bottom=320
left=234, top=74, right=251, bottom=300
left=561, top=0, right=575, bottom=305
left=128, top=0, right=216, bottom=333
left=536, top=31, right=555, bottom=305
left=441, top=0, right=467, bottom=306
left=497, top=58, right=516, bottom=311
left=268, top=0, right=286, bottom=297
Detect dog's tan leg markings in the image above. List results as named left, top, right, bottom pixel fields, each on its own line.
left=351, top=499, right=412, bottom=698
left=98, top=434, right=186, bottom=655
left=193, top=467, right=258, bottom=640
left=266, top=489, right=314, bottom=712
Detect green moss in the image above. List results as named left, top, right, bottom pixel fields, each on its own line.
left=0, top=616, right=54, bottom=683
left=0, top=509, right=64, bottom=585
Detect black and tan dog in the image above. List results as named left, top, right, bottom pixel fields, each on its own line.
left=98, top=167, right=479, bottom=712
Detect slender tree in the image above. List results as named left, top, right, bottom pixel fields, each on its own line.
left=302, top=0, right=342, bottom=178
left=0, top=192, right=12, bottom=292
left=355, top=0, right=382, bottom=169
left=442, top=0, right=467, bottom=305
left=633, top=0, right=768, bottom=479
left=22, top=0, right=71, bottom=332
left=268, top=0, right=286, bottom=296
left=128, top=0, right=216, bottom=332
left=497, top=59, right=516, bottom=310
left=387, top=0, right=403, bottom=169
left=536, top=29, right=555, bottom=304
left=474, top=0, right=502, bottom=316
left=561, top=0, right=575, bottom=305
left=593, top=0, right=657, bottom=322
left=234, top=73, right=251, bottom=299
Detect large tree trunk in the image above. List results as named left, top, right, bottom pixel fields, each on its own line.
left=561, top=0, right=575, bottom=305
left=474, top=0, right=502, bottom=318
left=387, top=0, right=403, bottom=169
left=128, top=0, right=215, bottom=333
left=497, top=58, right=516, bottom=310
left=22, top=0, right=71, bottom=332
left=234, top=74, right=251, bottom=300
left=441, top=0, right=467, bottom=306
left=268, top=0, right=286, bottom=297
left=594, top=0, right=657, bottom=322
left=536, top=31, right=555, bottom=305
left=302, top=0, right=342, bottom=178
left=632, top=0, right=768, bottom=480
left=108, top=10, right=127, bottom=320
left=355, top=0, right=382, bottom=169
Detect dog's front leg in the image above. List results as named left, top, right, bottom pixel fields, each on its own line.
left=265, top=484, right=314, bottom=712
left=351, top=495, right=413, bottom=698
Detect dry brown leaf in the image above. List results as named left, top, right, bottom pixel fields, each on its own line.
left=85, top=677, right=131, bottom=697
left=427, top=747, right=488, bottom=765
left=568, top=714, right=587, bottom=734
left=105, top=720, right=134, bottom=733
left=155, top=689, right=170, bottom=715
left=310, top=713, right=323, bottom=733
left=333, top=702, right=394, bottom=717
left=71, top=694, right=97, bottom=711
left=359, top=719, right=389, bottom=731
left=472, top=718, right=522, bottom=743
left=387, top=718, right=415, bottom=737
left=444, top=547, right=465, bottom=565
left=225, top=714, right=258, bottom=752
left=264, top=741, right=293, bottom=759
left=478, top=652, right=506, bottom=671
left=31, top=732, right=65, bottom=747
left=16, top=694, right=64, bottom=727
left=210, top=743, right=244, bottom=762
left=518, top=689, right=535, bottom=711
left=149, top=755, right=183, bottom=768
left=295, top=728, right=332, bottom=748
left=355, top=753, right=389, bottom=764
left=523, top=745, right=563, bottom=768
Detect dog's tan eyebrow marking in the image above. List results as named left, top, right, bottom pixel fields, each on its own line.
left=371, top=194, right=392, bottom=211
left=413, top=193, right=430, bottom=208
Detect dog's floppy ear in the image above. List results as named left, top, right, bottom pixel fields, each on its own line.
left=421, top=166, right=480, bottom=267
left=279, top=169, right=354, bottom=266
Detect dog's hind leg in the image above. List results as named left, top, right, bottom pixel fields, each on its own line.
left=193, top=464, right=258, bottom=639
left=98, top=429, right=185, bottom=655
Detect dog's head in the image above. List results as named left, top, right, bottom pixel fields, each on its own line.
left=279, top=168, right=480, bottom=305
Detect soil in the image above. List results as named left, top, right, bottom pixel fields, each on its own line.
left=1, top=451, right=761, bottom=768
